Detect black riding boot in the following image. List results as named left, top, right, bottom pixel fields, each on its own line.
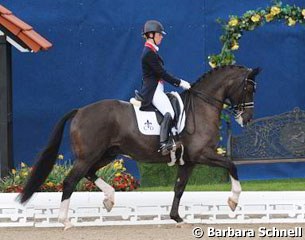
left=159, top=112, right=174, bottom=155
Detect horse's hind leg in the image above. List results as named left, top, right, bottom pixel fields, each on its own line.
left=170, top=162, right=195, bottom=224
left=58, top=159, right=92, bottom=230
left=85, top=159, right=115, bottom=212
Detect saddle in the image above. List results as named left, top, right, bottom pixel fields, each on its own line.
left=130, top=90, right=186, bottom=166
left=134, top=90, right=181, bottom=126
left=132, top=90, right=185, bottom=135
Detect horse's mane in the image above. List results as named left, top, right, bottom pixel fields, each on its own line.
left=193, top=65, right=247, bottom=86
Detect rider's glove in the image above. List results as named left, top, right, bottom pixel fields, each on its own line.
left=179, top=79, right=191, bottom=90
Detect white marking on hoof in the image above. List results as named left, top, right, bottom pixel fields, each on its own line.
left=229, top=175, right=241, bottom=204
left=58, top=199, right=71, bottom=230
left=95, top=178, right=115, bottom=210
left=167, top=161, right=175, bottom=167
left=179, top=145, right=185, bottom=165
left=103, top=198, right=114, bottom=212
left=227, top=197, right=238, bottom=212
left=59, top=218, right=74, bottom=231
left=168, top=150, right=176, bottom=166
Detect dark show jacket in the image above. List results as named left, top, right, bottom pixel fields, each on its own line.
left=139, top=42, right=181, bottom=111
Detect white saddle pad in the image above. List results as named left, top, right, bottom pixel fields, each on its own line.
left=132, top=91, right=186, bottom=135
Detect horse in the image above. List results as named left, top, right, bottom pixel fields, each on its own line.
left=18, top=65, right=260, bottom=229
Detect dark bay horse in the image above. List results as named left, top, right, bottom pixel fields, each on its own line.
left=18, top=65, right=260, bottom=229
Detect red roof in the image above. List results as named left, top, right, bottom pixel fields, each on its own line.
left=0, top=5, right=52, bottom=52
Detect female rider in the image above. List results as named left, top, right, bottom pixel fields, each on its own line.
left=139, top=20, right=191, bottom=155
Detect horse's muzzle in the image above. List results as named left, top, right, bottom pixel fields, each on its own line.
left=241, top=111, right=253, bottom=126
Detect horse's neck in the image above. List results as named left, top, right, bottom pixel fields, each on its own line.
left=194, top=73, right=228, bottom=103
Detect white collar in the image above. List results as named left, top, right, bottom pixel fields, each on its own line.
left=146, top=41, right=159, bottom=51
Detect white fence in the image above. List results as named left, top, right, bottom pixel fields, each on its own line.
left=0, top=192, right=305, bottom=227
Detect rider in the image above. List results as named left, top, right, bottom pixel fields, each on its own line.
left=139, top=20, right=191, bottom=155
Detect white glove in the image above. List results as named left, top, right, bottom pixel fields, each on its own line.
left=179, top=79, right=191, bottom=90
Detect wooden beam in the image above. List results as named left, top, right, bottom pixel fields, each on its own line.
left=0, top=35, right=13, bottom=178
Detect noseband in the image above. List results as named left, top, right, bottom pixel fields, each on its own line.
left=231, top=77, right=256, bottom=118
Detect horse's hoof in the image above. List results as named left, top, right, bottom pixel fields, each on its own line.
left=227, top=197, right=238, bottom=211
left=64, top=221, right=74, bottom=231
left=175, top=221, right=186, bottom=228
left=103, top=199, right=114, bottom=212
left=59, top=218, right=73, bottom=231
left=179, top=159, right=185, bottom=166
left=167, top=161, right=175, bottom=167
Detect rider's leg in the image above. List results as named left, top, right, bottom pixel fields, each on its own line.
left=152, top=82, right=175, bottom=155
left=159, top=112, right=174, bottom=155
left=152, top=82, right=175, bottom=118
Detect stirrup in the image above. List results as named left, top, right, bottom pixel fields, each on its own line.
left=159, top=141, right=176, bottom=156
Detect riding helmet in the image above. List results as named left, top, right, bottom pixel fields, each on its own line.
left=143, top=20, right=166, bottom=35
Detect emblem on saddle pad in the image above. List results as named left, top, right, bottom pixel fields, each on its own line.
left=144, top=120, right=154, bottom=131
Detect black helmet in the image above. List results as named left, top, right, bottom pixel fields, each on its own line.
left=143, top=20, right=166, bottom=35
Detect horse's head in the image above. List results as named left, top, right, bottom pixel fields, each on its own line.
left=228, top=67, right=261, bottom=126
left=187, top=65, right=261, bottom=128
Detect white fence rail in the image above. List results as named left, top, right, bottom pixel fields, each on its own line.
left=0, top=192, right=305, bottom=227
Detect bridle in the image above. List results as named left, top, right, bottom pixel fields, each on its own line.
left=183, top=71, right=256, bottom=133
left=188, top=76, right=256, bottom=115
left=230, top=77, right=256, bottom=118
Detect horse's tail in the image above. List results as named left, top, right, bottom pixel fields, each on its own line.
left=18, top=109, right=78, bottom=204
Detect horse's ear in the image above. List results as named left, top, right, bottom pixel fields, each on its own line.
left=248, top=67, right=262, bottom=79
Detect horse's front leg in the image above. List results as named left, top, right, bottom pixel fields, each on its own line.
left=170, top=162, right=195, bottom=224
left=228, top=174, right=241, bottom=211
left=194, top=151, right=241, bottom=211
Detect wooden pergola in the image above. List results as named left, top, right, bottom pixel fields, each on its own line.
left=0, top=5, right=52, bottom=177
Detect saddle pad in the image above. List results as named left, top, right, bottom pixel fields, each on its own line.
left=133, top=106, right=160, bottom=135
left=133, top=91, right=186, bottom=136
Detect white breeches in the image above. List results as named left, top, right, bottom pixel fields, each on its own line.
left=152, top=82, right=175, bottom=119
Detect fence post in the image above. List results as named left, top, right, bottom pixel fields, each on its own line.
left=0, top=35, right=13, bottom=177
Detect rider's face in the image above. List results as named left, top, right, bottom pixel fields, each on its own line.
left=154, top=32, right=163, bottom=45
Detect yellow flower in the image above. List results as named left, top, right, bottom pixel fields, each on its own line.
left=11, top=169, right=16, bottom=175
left=113, top=161, right=122, bottom=170
left=228, top=18, right=239, bottom=27
left=21, top=162, right=26, bottom=168
left=57, top=154, right=64, bottom=160
left=209, top=61, right=217, bottom=68
left=231, top=40, right=239, bottom=50
left=302, top=9, right=305, bottom=18
left=216, top=148, right=226, bottom=155
left=265, top=13, right=274, bottom=22
left=46, top=182, right=55, bottom=187
left=270, top=6, right=281, bottom=16
left=288, top=17, right=296, bottom=26
left=115, top=173, right=121, bottom=177
left=21, top=171, right=28, bottom=177
left=251, top=14, right=261, bottom=23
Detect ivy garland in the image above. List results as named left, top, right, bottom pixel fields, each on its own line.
left=208, top=1, right=305, bottom=68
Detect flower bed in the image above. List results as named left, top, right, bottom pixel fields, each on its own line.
left=0, top=158, right=140, bottom=193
